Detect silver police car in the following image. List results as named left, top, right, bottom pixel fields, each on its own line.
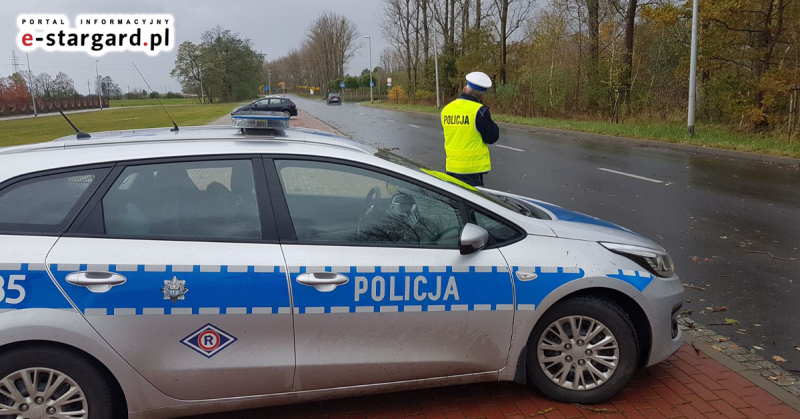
left=0, top=126, right=683, bottom=419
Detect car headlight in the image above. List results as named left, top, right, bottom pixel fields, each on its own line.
left=600, top=242, right=675, bottom=278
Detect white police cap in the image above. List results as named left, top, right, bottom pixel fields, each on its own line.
left=466, top=72, right=492, bottom=91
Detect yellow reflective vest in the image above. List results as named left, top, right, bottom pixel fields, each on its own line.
left=441, top=98, right=491, bottom=174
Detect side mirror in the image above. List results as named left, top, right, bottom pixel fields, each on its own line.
left=460, top=223, right=490, bottom=255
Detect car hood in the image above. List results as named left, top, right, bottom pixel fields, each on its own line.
left=230, top=105, right=248, bottom=114
left=482, top=188, right=664, bottom=251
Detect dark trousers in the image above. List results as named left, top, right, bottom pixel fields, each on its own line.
left=446, top=172, right=487, bottom=187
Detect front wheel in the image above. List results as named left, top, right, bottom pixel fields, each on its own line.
left=526, top=296, right=638, bottom=404
left=283, top=110, right=292, bottom=117
left=0, top=345, right=125, bottom=419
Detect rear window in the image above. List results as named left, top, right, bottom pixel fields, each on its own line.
left=0, top=168, right=108, bottom=234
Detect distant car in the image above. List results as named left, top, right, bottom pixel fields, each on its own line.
left=232, top=97, right=297, bottom=117
left=327, top=93, right=341, bottom=105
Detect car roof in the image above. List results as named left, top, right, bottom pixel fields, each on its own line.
left=0, top=125, right=371, bottom=156
left=0, top=125, right=380, bottom=180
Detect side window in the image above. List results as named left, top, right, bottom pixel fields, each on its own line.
left=275, top=160, right=464, bottom=247
left=254, top=99, right=268, bottom=108
left=0, top=168, right=107, bottom=234
left=101, top=160, right=261, bottom=240
left=269, top=99, right=283, bottom=106
left=471, top=209, right=523, bottom=246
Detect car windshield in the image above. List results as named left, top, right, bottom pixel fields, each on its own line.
left=375, top=149, right=542, bottom=218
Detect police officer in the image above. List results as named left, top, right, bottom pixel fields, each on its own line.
left=440, top=71, right=499, bottom=187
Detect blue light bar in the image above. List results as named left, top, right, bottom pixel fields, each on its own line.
left=231, top=110, right=290, bottom=129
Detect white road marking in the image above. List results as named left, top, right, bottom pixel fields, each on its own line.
left=598, top=168, right=663, bottom=184
left=495, top=144, right=525, bottom=152
left=387, top=119, right=395, bottom=122
left=409, top=124, right=421, bottom=128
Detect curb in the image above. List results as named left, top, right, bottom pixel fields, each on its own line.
left=361, top=104, right=800, bottom=166
left=679, top=316, right=800, bottom=411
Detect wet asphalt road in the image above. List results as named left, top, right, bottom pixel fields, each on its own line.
left=291, top=95, right=800, bottom=371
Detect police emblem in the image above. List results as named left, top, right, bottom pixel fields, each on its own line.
left=181, top=324, right=237, bottom=358
left=161, top=276, right=188, bottom=302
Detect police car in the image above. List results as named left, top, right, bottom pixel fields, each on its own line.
left=0, top=124, right=683, bottom=419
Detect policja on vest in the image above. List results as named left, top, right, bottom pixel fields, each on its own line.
left=440, top=71, right=500, bottom=187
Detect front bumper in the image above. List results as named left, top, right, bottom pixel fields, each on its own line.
left=635, top=274, right=685, bottom=366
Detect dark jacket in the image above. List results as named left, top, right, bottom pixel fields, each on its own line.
left=459, top=93, right=499, bottom=144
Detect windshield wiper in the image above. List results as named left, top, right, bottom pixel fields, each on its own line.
left=497, top=195, right=533, bottom=216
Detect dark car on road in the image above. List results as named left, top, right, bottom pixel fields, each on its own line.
left=327, top=93, right=342, bottom=105
left=232, top=97, right=298, bottom=117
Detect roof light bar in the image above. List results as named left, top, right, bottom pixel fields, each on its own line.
left=231, top=110, right=290, bottom=129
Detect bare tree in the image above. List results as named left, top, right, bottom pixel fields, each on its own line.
left=381, top=0, right=417, bottom=90
left=493, top=0, right=534, bottom=83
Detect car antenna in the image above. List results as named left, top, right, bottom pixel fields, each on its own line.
left=57, top=108, right=91, bottom=139
left=132, top=61, right=179, bottom=132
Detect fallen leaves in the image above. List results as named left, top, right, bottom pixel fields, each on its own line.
left=531, top=408, right=554, bottom=417
left=796, top=347, right=800, bottom=351
left=773, top=355, right=788, bottom=363
left=574, top=404, right=620, bottom=414
left=753, top=346, right=764, bottom=351
left=709, top=318, right=739, bottom=326
left=683, top=283, right=706, bottom=291
left=707, top=306, right=728, bottom=312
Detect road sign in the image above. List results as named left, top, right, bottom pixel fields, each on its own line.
left=370, top=81, right=375, bottom=87
left=340, top=82, right=345, bottom=88
left=387, top=77, right=392, bottom=83
left=388, top=83, right=392, bottom=88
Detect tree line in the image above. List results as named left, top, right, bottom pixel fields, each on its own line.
left=373, top=0, right=799, bottom=132
left=0, top=70, right=143, bottom=102
left=171, top=26, right=265, bottom=102
left=271, top=1, right=798, bottom=134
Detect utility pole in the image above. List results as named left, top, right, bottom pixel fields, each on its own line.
left=95, top=59, right=103, bottom=110
left=687, top=0, right=699, bottom=136
left=434, top=33, right=441, bottom=109
left=365, top=36, right=373, bottom=103
left=268, top=70, right=272, bottom=96
left=25, top=52, right=37, bottom=116
left=87, top=79, right=91, bottom=95
left=199, top=67, right=205, bottom=104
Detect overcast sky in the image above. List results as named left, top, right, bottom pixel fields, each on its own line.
left=1, top=0, right=388, bottom=94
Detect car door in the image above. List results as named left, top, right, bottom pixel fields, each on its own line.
left=268, top=98, right=283, bottom=111
left=1, top=167, right=110, bottom=313
left=266, top=157, right=515, bottom=391
left=46, top=156, right=295, bottom=401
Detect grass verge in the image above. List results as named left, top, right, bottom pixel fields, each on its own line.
left=0, top=103, right=234, bottom=147
left=363, top=102, right=800, bottom=159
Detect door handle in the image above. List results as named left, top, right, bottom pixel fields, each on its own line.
left=65, top=271, right=127, bottom=293
left=296, top=272, right=349, bottom=292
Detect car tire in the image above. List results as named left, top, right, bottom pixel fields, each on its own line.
left=526, top=296, right=638, bottom=404
left=0, top=344, right=125, bottom=419
left=283, top=110, right=292, bottom=117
